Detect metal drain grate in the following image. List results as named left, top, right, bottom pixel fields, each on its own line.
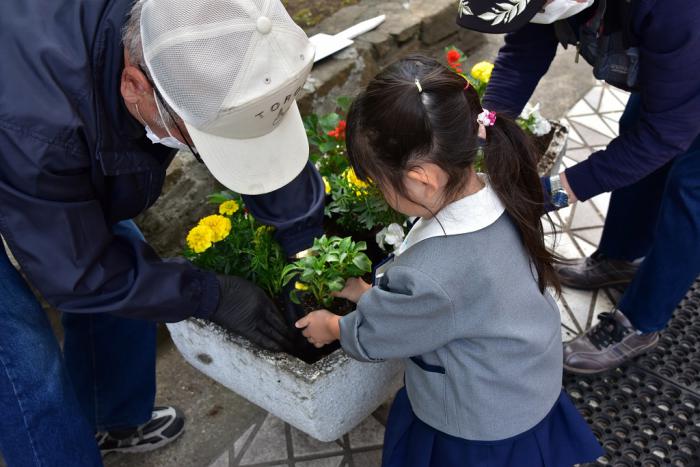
left=564, top=366, right=700, bottom=467
left=565, top=280, right=700, bottom=467
left=635, top=283, right=700, bottom=393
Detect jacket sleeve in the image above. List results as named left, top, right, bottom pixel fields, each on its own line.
left=0, top=124, right=219, bottom=322
left=481, top=23, right=560, bottom=118
left=339, top=265, right=455, bottom=362
left=565, top=3, right=700, bottom=201
left=242, top=161, right=325, bottom=256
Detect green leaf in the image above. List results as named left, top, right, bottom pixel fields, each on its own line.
left=319, top=113, right=341, bottom=132
left=352, top=254, right=372, bottom=273
left=319, top=141, right=341, bottom=153
left=336, top=96, right=352, bottom=114
left=328, top=278, right=345, bottom=292
left=207, top=191, right=236, bottom=205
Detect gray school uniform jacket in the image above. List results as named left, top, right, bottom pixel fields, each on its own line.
left=339, top=177, right=563, bottom=441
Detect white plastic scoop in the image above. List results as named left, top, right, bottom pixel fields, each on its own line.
left=309, top=15, right=386, bottom=62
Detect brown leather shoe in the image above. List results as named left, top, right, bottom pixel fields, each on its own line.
left=555, top=251, right=639, bottom=290
left=563, top=310, right=659, bottom=374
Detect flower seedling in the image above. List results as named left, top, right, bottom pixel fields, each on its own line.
left=282, top=235, right=372, bottom=309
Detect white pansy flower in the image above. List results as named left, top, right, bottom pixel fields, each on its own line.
left=520, top=102, right=551, bottom=136
left=376, top=223, right=406, bottom=252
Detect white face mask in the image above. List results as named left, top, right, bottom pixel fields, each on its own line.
left=139, top=92, right=191, bottom=151
left=530, top=0, right=594, bottom=24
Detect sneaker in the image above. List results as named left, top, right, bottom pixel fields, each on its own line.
left=555, top=251, right=639, bottom=290
left=96, top=406, right=185, bottom=455
left=563, top=310, right=659, bottom=374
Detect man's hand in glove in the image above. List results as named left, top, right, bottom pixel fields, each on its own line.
left=209, top=275, right=293, bottom=352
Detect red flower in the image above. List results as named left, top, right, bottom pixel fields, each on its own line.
left=327, top=120, right=347, bottom=140
left=446, top=49, right=461, bottom=64
left=448, top=62, right=463, bottom=74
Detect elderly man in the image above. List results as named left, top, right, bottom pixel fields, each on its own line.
left=0, top=0, right=323, bottom=464
left=456, top=0, right=700, bottom=373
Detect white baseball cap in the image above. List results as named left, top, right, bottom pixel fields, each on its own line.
left=140, top=0, right=315, bottom=194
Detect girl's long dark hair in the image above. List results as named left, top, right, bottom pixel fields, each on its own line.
left=346, top=54, right=560, bottom=294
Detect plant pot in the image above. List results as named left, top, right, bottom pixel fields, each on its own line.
left=535, top=121, right=569, bottom=177
left=167, top=319, right=404, bottom=442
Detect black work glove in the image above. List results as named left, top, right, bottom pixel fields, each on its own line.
left=209, top=275, right=293, bottom=352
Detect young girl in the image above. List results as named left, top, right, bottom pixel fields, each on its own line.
left=295, top=55, right=603, bottom=466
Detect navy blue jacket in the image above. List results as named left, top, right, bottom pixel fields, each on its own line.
left=0, top=0, right=324, bottom=322
left=482, top=0, right=700, bottom=201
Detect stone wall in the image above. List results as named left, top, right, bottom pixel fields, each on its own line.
left=137, top=0, right=485, bottom=257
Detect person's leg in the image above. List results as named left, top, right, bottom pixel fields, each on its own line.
left=620, top=145, right=700, bottom=332
left=62, top=220, right=157, bottom=431
left=564, top=134, right=700, bottom=374
left=556, top=94, right=671, bottom=289
left=596, top=94, right=672, bottom=261
left=0, top=245, right=102, bottom=466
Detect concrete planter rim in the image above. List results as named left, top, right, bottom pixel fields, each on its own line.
left=187, top=318, right=353, bottom=385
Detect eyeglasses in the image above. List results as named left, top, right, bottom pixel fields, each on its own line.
left=138, top=65, right=204, bottom=164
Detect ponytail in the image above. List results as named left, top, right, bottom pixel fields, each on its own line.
left=482, top=115, right=561, bottom=295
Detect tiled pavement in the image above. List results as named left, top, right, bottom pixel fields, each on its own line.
left=207, top=82, right=634, bottom=467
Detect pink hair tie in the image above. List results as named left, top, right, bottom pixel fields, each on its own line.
left=477, top=109, right=497, bottom=127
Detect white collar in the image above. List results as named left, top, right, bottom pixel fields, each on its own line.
left=397, top=174, right=505, bottom=255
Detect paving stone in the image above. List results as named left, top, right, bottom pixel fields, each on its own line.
left=569, top=114, right=618, bottom=139
left=567, top=99, right=596, bottom=117
left=573, top=227, right=604, bottom=248
left=560, top=286, right=596, bottom=333
left=210, top=451, right=229, bottom=467
left=570, top=201, right=605, bottom=229
left=239, top=416, right=288, bottom=465
left=348, top=416, right=386, bottom=448
left=570, top=120, right=615, bottom=147
left=295, top=456, right=344, bottom=467
left=291, top=426, right=344, bottom=457
left=350, top=449, right=383, bottom=467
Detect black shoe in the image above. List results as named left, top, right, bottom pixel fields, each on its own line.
left=555, top=251, right=639, bottom=290
left=96, top=406, right=185, bottom=455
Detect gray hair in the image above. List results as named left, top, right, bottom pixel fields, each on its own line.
left=122, top=0, right=176, bottom=126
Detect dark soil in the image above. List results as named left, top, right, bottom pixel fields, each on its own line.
left=274, top=292, right=356, bottom=364
left=282, top=0, right=360, bottom=29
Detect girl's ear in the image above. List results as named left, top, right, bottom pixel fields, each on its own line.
left=405, top=163, right=445, bottom=197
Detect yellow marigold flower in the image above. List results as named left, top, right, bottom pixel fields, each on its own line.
left=344, top=168, right=369, bottom=189
left=471, top=61, right=494, bottom=83
left=198, top=215, right=231, bottom=243
left=219, top=200, right=240, bottom=216
left=323, top=176, right=331, bottom=195
left=295, top=282, right=309, bottom=291
left=186, top=225, right=214, bottom=254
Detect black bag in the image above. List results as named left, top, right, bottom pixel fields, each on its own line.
left=555, top=0, right=639, bottom=92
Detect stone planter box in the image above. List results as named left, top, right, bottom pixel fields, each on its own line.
left=537, top=121, right=569, bottom=177
left=167, top=319, right=404, bottom=442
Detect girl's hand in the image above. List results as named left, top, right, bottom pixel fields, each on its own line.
left=332, top=277, right=371, bottom=303
left=295, top=310, right=341, bottom=348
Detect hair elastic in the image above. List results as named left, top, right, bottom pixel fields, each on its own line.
left=415, top=78, right=423, bottom=93
left=477, top=109, right=497, bottom=127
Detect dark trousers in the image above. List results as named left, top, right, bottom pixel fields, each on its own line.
left=597, top=94, right=700, bottom=332
left=0, top=221, right=156, bottom=467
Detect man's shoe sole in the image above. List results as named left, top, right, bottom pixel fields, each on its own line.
left=101, top=427, right=184, bottom=455
left=563, top=335, right=660, bottom=375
